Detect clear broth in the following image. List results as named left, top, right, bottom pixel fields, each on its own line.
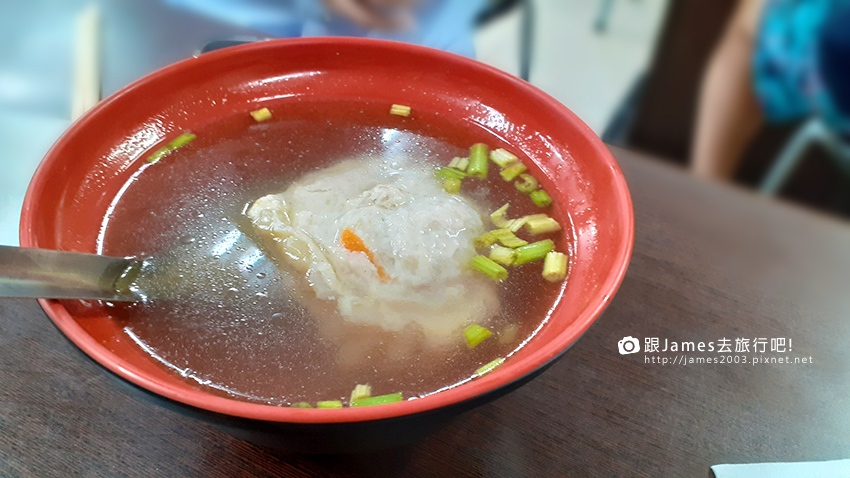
left=99, top=107, right=571, bottom=405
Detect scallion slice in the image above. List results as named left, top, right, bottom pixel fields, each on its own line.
left=449, top=156, right=470, bottom=171
left=515, top=173, right=539, bottom=193
left=352, top=392, right=404, bottom=407
left=476, top=358, right=505, bottom=376
left=529, top=189, right=553, bottom=207
left=390, top=104, right=411, bottom=116
left=474, top=231, right=499, bottom=248
left=490, top=203, right=512, bottom=228
left=435, top=167, right=467, bottom=180
left=467, top=143, right=489, bottom=179
left=469, top=255, right=508, bottom=281
left=490, top=148, right=519, bottom=168
left=524, top=216, right=561, bottom=234
left=350, top=384, right=372, bottom=404
left=491, top=229, right=527, bottom=248
left=509, top=214, right=548, bottom=232
left=317, top=400, right=343, bottom=409
left=290, top=402, right=313, bottom=408
left=507, top=216, right=528, bottom=232
left=444, top=177, right=462, bottom=194
left=500, top=162, right=527, bottom=181
left=147, top=132, right=197, bottom=163
left=464, top=324, right=493, bottom=348
left=250, top=107, right=272, bottom=122
left=498, top=234, right=527, bottom=248
left=542, top=251, right=568, bottom=282
left=489, top=245, right=516, bottom=266
left=514, top=239, right=555, bottom=265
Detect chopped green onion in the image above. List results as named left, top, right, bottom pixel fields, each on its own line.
left=464, top=324, right=493, bottom=348
left=469, top=255, right=508, bottom=281
left=435, top=167, right=467, bottom=180
left=444, top=177, right=462, bottom=194
left=507, top=216, right=528, bottom=232
left=476, top=358, right=505, bottom=376
left=523, top=213, right=550, bottom=222
left=490, top=203, right=512, bottom=228
left=147, top=132, right=196, bottom=163
left=514, top=239, right=555, bottom=265
left=467, top=143, right=489, bottom=179
left=290, top=402, right=313, bottom=408
left=476, top=228, right=522, bottom=248
left=515, top=173, right=539, bottom=193
left=491, top=228, right=528, bottom=248
left=497, top=234, right=527, bottom=248
left=390, top=104, right=411, bottom=116
left=508, top=214, right=549, bottom=233
left=352, top=392, right=404, bottom=407
left=543, top=251, right=568, bottom=282
left=474, top=231, right=498, bottom=248
left=317, top=400, right=343, bottom=409
left=500, top=162, right=527, bottom=181
left=449, top=156, right=470, bottom=171
left=250, top=107, right=272, bottom=122
left=489, top=245, right=516, bottom=266
left=529, top=189, right=553, bottom=208
left=524, top=216, right=561, bottom=234
left=490, top=148, right=519, bottom=168
left=350, top=384, right=372, bottom=404
left=477, top=228, right=532, bottom=249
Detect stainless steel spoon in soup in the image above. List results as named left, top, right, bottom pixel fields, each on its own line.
left=0, top=246, right=142, bottom=301
left=0, top=230, right=277, bottom=302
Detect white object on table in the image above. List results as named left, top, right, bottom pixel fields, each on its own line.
left=712, top=458, right=850, bottom=477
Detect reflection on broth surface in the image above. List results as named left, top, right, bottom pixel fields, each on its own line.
left=98, top=108, right=571, bottom=406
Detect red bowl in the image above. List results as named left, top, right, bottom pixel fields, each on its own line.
left=20, top=38, right=633, bottom=451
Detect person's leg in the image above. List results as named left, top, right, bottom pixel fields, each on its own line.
left=691, top=0, right=765, bottom=180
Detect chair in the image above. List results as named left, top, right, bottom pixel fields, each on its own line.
left=476, top=0, right=534, bottom=82
left=596, top=0, right=644, bottom=33
left=759, top=117, right=850, bottom=195
left=595, top=0, right=617, bottom=32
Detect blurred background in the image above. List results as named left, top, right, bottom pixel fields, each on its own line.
left=1, top=0, right=849, bottom=247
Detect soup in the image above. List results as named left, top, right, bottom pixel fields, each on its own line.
left=98, top=102, right=573, bottom=407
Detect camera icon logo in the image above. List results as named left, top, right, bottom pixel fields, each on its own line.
left=618, top=336, right=640, bottom=355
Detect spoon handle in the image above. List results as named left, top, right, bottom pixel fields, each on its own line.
left=0, top=246, right=140, bottom=301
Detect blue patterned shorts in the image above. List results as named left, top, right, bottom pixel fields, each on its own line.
left=754, top=0, right=850, bottom=130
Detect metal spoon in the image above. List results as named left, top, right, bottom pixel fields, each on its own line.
left=0, top=246, right=142, bottom=301
left=0, top=223, right=284, bottom=302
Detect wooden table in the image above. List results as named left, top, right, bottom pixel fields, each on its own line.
left=2, top=148, right=849, bottom=477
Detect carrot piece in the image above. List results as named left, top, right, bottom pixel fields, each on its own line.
left=340, top=228, right=369, bottom=255
left=340, top=229, right=390, bottom=281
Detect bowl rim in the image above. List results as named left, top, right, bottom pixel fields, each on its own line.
left=21, top=37, right=634, bottom=424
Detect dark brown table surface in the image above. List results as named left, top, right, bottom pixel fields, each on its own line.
left=2, top=147, right=849, bottom=477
